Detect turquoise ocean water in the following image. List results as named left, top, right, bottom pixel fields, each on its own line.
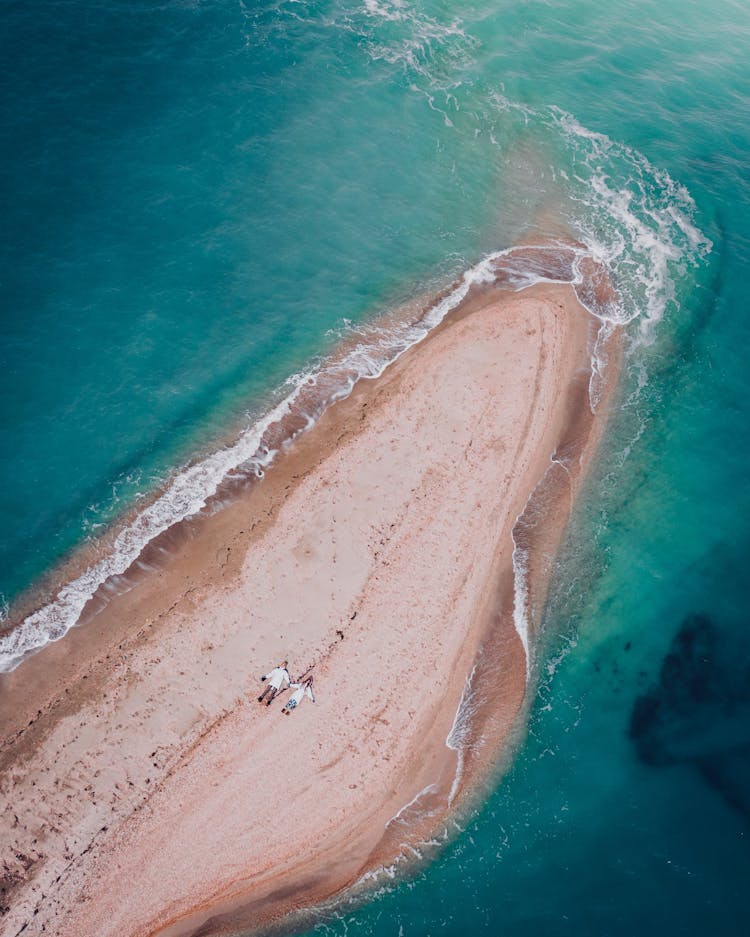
left=1, top=1, right=749, bottom=934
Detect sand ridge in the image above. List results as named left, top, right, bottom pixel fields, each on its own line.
left=0, top=281, right=609, bottom=937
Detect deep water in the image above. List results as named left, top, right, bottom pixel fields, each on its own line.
left=1, top=0, right=749, bottom=934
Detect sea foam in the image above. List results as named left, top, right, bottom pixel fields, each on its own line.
left=446, top=663, right=479, bottom=805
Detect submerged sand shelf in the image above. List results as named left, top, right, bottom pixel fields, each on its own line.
left=0, top=278, right=613, bottom=937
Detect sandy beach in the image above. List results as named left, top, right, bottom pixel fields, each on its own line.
left=0, top=270, right=615, bottom=937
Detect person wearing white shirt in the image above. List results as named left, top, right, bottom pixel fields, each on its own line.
left=257, top=661, right=291, bottom=706
left=281, top=676, right=315, bottom=714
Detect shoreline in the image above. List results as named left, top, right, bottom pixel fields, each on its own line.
left=0, top=261, right=617, bottom=937
left=0, top=241, right=604, bottom=676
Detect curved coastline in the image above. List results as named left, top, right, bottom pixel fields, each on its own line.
left=0, top=252, right=618, bottom=937
left=0, top=241, right=609, bottom=675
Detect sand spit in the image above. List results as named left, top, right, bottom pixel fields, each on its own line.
left=0, top=275, right=614, bottom=937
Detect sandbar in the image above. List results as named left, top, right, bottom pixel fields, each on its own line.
left=0, top=269, right=615, bottom=937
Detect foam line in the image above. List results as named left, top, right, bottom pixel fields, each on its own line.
left=385, top=783, right=438, bottom=828
left=446, top=664, right=479, bottom=805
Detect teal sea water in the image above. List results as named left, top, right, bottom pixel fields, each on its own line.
left=1, top=0, right=748, bottom=934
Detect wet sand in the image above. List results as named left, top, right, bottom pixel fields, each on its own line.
left=0, top=276, right=615, bottom=937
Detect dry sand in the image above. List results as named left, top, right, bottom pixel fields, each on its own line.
left=0, top=279, right=613, bottom=937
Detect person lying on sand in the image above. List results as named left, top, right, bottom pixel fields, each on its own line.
left=258, top=661, right=291, bottom=706
left=281, top=676, right=315, bottom=715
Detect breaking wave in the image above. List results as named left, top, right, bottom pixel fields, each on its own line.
left=446, top=664, right=480, bottom=805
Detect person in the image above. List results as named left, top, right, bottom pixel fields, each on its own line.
left=258, top=661, right=291, bottom=706
left=281, top=676, right=315, bottom=715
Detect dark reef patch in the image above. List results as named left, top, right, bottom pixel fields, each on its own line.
left=629, top=613, right=750, bottom=820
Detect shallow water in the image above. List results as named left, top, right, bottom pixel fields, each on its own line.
left=1, top=0, right=749, bottom=933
